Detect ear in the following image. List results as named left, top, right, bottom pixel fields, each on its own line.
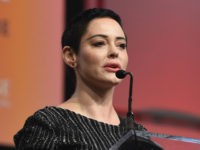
left=62, top=46, right=77, bottom=68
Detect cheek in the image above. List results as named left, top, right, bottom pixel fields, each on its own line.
left=122, top=52, right=129, bottom=69
left=78, top=50, right=102, bottom=68
left=126, top=55, right=129, bottom=66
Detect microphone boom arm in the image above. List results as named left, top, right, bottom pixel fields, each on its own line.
left=126, top=72, right=135, bottom=130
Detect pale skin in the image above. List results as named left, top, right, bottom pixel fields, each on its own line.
left=59, top=18, right=128, bottom=125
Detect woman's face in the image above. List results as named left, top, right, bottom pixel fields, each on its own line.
left=76, top=17, right=128, bottom=88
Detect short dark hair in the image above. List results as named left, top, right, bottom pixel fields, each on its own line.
left=61, top=8, right=123, bottom=53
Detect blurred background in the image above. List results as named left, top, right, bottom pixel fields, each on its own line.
left=0, top=0, right=200, bottom=149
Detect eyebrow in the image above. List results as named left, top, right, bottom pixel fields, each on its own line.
left=86, top=34, right=127, bottom=41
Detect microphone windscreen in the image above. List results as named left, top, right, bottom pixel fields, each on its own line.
left=115, top=70, right=127, bottom=79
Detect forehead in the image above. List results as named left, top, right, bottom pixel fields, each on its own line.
left=84, top=17, right=125, bottom=37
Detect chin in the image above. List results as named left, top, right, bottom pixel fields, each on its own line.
left=110, top=78, right=122, bottom=85
left=98, top=78, right=120, bottom=89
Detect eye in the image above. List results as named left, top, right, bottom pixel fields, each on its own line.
left=118, top=43, right=127, bottom=49
left=92, top=41, right=105, bottom=47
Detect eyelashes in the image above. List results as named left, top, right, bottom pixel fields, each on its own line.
left=91, top=41, right=127, bottom=50
left=92, top=41, right=105, bottom=47
left=118, top=43, right=127, bottom=49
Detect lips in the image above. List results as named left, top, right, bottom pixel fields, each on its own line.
left=103, top=63, right=121, bottom=72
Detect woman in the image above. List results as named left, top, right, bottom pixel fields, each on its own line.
left=14, top=8, right=145, bottom=150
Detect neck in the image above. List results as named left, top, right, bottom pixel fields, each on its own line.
left=75, top=75, right=116, bottom=101
left=66, top=77, right=119, bottom=125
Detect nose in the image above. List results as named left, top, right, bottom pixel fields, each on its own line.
left=108, top=45, right=119, bottom=58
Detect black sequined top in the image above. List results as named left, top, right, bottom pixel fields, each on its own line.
left=14, top=106, right=145, bottom=150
